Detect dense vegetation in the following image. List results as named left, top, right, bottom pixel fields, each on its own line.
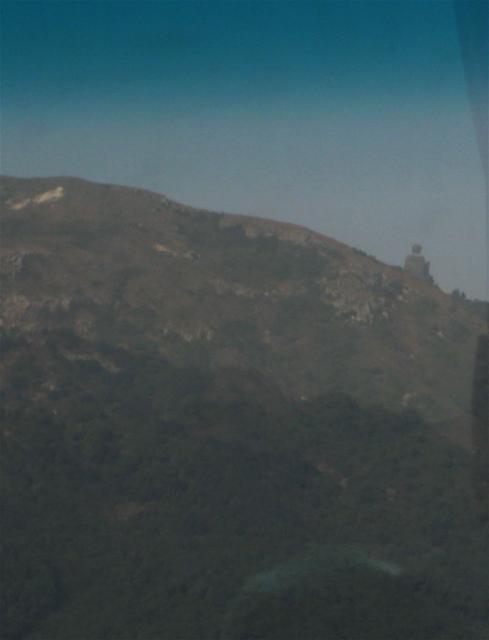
left=1, top=335, right=487, bottom=639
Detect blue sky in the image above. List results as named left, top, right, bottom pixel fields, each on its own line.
left=1, top=0, right=487, bottom=297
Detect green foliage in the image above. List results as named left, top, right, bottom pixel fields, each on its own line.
left=213, top=238, right=323, bottom=285
left=1, top=346, right=487, bottom=640
left=414, top=296, right=438, bottom=316
left=1, top=214, right=118, bottom=247
left=449, top=319, right=472, bottom=342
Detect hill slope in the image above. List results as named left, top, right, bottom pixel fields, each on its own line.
left=1, top=177, right=487, bottom=640
left=0, top=176, right=484, bottom=443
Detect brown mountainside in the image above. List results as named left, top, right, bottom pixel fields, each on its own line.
left=0, top=176, right=483, bottom=445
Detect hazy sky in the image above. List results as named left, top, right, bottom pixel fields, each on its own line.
left=1, top=0, right=487, bottom=298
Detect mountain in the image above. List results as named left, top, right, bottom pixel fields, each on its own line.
left=1, top=176, right=487, bottom=640
left=1, top=176, right=484, bottom=443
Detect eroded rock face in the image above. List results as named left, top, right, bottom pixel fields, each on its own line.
left=161, top=322, right=214, bottom=343
left=153, top=243, right=198, bottom=260
left=1, top=294, right=31, bottom=326
left=0, top=249, right=49, bottom=277
left=6, top=186, right=65, bottom=210
left=1, top=251, right=27, bottom=277
left=1, top=294, right=72, bottom=331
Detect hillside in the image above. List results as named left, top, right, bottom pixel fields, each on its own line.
left=1, top=176, right=487, bottom=640
left=0, top=176, right=484, bottom=443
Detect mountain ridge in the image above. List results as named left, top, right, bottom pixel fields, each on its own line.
left=1, top=175, right=484, bottom=446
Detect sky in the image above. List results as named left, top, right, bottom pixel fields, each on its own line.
left=1, top=0, right=487, bottom=298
